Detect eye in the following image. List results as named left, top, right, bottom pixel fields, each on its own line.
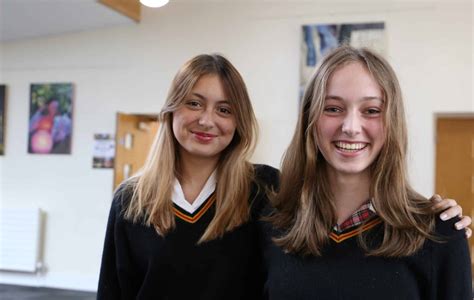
left=217, top=106, right=232, bottom=116
left=217, top=107, right=232, bottom=116
left=365, top=108, right=382, bottom=115
left=185, top=100, right=201, bottom=109
left=323, top=106, right=343, bottom=114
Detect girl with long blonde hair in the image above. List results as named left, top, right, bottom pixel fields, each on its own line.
left=262, top=45, right=472, bottom=299
left=98, top=54, right=278, bottom=300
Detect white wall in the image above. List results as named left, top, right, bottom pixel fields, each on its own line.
left=0, top=0, right=472, bottom=291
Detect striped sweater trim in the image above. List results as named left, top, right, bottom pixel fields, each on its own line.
left=173, top=193, right=215, bottom=224
left=329, top=217, right=383, bottom=243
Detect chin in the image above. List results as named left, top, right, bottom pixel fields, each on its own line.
left=190, top=148, right=220, bottom=159
left=332, top=163, right=370, bottom=176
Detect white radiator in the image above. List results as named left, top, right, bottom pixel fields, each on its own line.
left=0, top=208, right=43, bottom=272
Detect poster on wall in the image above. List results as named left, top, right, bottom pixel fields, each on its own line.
left=92, top=133, right=115, bottom=169
left=28, top=83, right=73, bottom=154
left=300, top=22, right=386, bottom=100
left=0, top=85, right=6, bottom=155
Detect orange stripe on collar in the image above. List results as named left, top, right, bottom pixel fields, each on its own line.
left=173, top=194, right=216, bottom=224
left=329, top=217, right=383, bottom=243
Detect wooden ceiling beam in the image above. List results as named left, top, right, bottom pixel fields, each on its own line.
left=99, top=0, right=141, bottom=22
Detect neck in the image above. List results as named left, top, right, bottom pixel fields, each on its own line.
left=328, top=169, right=371, bottom=224
left=178, top=150, right=218, bottom=204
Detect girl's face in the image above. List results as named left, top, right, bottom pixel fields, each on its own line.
left=172, top=74, right=237, bottom=162
left=316, top=62, right=385, bottom=178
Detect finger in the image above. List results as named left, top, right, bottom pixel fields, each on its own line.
left=432, top=198, right=457, bottom=209
left=465, top=228, right=472, bottom=239
left=439, top=205, right=462, bottom=220
left=454, top=215, right=471, bottom=230
left=429, top=194, right=443, bottom=203
left=432, top=199, right=458, bottom=211
left=432, top=199, right=458, bottom=212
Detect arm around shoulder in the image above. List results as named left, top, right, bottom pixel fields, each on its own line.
left=431, top=217, right=472, bottom=299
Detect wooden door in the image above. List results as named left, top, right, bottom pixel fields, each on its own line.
left=435, top=115, right=474, bottom=274
left=114, top=113, right=159, bottom=190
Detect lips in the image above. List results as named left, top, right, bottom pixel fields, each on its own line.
left=192, top=131, right=217, bottom=142
left=334, top=141, right=368, bottom=152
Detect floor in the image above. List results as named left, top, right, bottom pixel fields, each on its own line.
left=0, top=284, right=96, bottom=300
left=1, top=283, right=472, bottom=299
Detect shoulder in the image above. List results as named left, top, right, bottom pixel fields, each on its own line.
left=433, top=213, right=465, bottom=241
left=424, top=214, right=469, bottom=258
left=111, top=178, right=137, bottom=216
left=252, top=164, right=280, bottom=190
left=248, top=164, right=279, bottom=218
left=424, top=214, right=472, bottom=299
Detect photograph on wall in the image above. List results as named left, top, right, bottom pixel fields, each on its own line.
left=300, top=22, right=386, bottom=100
left=92, top=133, right=115, bottom=169
left=0, top=85, right=6, bottom=155
left=28, top=83, right=73, bottom=154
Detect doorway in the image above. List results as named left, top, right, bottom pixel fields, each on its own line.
left=113, top=113, right=160, bottom=190
left=435, top=114, right=474, bottom=274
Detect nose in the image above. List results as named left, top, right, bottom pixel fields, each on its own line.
left=198, top=108, right=214, bottom=128
left=341, top=111, right=361, bottom=137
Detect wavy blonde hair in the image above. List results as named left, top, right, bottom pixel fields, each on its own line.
left=124, top=54, right=258, bottom=242
left=270, top=45, right=434, bottom=257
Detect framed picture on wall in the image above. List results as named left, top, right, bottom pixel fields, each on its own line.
left=0, top=85, right=6, bottom=155
left=28, top=83, right=74, bottom=154
left=300, top=22, right=386, bottom=101
left=92, top=133, right=115, bottom=169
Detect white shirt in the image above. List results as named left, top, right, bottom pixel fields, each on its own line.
left=172, top=170, right=217, bottom=214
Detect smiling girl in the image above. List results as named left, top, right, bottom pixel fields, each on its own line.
left=97, top=54, right=278, bottom=300
left=262, top=45, right=472, bottom=299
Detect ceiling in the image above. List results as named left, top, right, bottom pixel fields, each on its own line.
left=0, top=0, right=135, bottom=42
left=1, top=0, right=470, bottom=43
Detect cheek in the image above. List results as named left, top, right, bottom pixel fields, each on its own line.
left=367, top=120, right=385, bottom=143
left=313, top=124, right=325, bottom=153
left=222, top=118, right=237, bottom=136
left=171, top=116, right=180, bottom=136
left=172, top=110, right=190, bottom=129
left=171, top=123, right=180, bottom=145
left=171, top=113, right=187, bottom=140
left=316, top=117, right=337, bottom=142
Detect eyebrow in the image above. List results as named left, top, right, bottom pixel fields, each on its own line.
left=325, top=95, right=384, bottom=102
left=191, top=92, right=230, bottom=104
left=191, top=92, right=205, bottom=100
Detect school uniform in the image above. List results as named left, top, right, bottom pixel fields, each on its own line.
left=97, top=164, right=279, bottom=300
left=260, top=202, right=472, bottom=300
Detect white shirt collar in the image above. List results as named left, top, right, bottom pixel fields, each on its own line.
left=172, top=170, right=217, bottom=214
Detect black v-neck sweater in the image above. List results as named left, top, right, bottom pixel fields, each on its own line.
left=260, top=213, right=472, bottom=300
left=97, top=164, right=279, bottom=300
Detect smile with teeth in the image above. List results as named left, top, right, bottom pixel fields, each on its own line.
left=334, top=141, right=368, bottom=152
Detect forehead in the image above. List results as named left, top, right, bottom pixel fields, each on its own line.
left=189, top=74, right=228, bottom=100
left=326, top=62, right=382, bottom=99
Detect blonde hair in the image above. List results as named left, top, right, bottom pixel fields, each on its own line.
left=270, top=45, right=434, bottom=257
left=124, top=54, right=258, bottom=242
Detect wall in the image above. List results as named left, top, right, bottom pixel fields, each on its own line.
left=0, top=0, right=472, bottom=291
